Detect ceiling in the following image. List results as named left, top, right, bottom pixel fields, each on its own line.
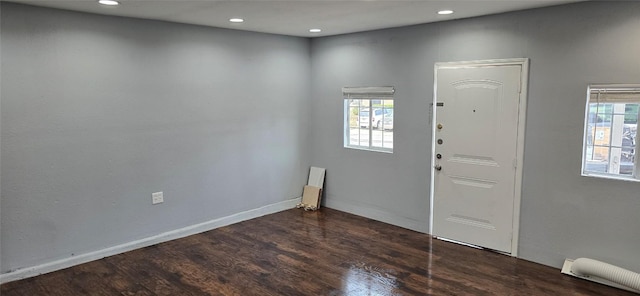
left=9, top=0, right=582, bottom=37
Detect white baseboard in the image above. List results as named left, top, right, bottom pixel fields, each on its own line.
left=325, top=198, right=429, bottom=233
left=0, top=197, right=300, bottom=284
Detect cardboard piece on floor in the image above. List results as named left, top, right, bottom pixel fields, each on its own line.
left=300, top=185, right=322, bottom=210
left=297, top=167, right=326, bottom=211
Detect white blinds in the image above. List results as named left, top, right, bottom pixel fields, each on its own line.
left=589, top=86, right=640, bottom=103
left=342, top=86, right=395, bottom=98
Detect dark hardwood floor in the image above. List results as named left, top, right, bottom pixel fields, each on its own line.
left=1, top=208, right=634, bottom=295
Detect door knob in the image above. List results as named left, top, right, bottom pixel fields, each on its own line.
left=435, top=165, right=442, bottom=171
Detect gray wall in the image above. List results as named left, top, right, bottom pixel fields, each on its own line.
left=310, top=1, right=640, bottom=269
left=2, top=0, right=640, bottom=276
left=1, top=3, right=311, bottom=273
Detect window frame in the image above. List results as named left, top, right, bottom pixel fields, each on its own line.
left=581, top=84, right=640, bottom=182
left=343, top=86, right=395, bottom=153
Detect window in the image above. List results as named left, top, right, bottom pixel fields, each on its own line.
left=343, top=86, right=394, bottom=153
left=582, top=84, right=640, bottom=180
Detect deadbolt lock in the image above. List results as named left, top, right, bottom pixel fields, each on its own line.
left=437, top=123, right=443, bottom=130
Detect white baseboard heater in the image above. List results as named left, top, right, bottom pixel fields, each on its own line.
left=562, top=258, right=640, bottom=294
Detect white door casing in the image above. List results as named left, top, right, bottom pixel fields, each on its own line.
left=430, top=59, right=528, bottom=256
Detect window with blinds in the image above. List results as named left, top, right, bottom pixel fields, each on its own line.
left=582, top=85, right=640, bottom=180
left=343, top=86, right=395, bottom=153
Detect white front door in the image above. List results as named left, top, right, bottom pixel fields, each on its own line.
left=431, top=59, right=528, bottom=255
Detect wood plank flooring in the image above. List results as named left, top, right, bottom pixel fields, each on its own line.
left=1, top=208, right=634, bottom=295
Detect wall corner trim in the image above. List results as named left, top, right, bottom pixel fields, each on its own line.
left=0, top=197, right=300, bottom=284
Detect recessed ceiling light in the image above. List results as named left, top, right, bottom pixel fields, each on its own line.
left=229, top=18, right=244, bottom=23
left=309, top=29, right=322, bottom=33
left=98, top=0, right=119, bottom=6
left=438, top=10, right=454, bottom=15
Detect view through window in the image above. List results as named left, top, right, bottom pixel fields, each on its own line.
left=343, top=87, right=394, bottom=153
left=583, top=85, right=639, bottom=179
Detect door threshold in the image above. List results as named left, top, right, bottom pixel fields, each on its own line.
left=435, top=236, right=512, bottom=256
left=435, top=236, right=483, bottom=250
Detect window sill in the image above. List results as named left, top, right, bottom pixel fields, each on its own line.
left=344, top=145, right=393, bottom=154
left=581, top=172, right=640, bottom=182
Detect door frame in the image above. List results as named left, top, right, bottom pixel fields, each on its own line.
left=429, top=58, right=529, bottom=257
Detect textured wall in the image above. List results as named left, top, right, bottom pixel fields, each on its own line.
left=1, top=3, right=311, bottom=273
left=310, top=1, right=640, bottom=269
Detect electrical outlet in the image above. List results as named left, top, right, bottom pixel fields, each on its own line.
left=152, top=192, right=163, bottom=204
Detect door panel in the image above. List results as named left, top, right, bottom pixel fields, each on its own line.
left=433, top=65, right=522, bottom=254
